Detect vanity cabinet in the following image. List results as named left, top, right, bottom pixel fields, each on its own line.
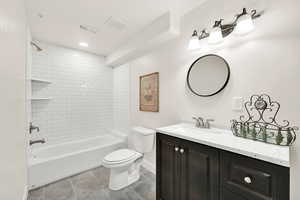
left=156, top=133, right=290, bottom=200
left=156, top=133, right=219, bottom=200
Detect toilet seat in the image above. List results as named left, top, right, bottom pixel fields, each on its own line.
left=103, top=149, right=142, bottom=168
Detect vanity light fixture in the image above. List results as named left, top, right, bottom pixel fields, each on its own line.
left=188, top=30, right=200, bottom=50
left=188, top=8, right=261, bottom=49
left=208, top=20, right=224, bottom=44
left=188, top=29, right=209, bottom=50
left=234, top=8, right=255, bottom=35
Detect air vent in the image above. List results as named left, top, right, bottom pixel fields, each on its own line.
left=80, top=24, right=98, bottom=34
left=104, top=17, right=127, bottom=31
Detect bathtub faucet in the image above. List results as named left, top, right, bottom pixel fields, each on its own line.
left=30, top=139, right=46, bottom=146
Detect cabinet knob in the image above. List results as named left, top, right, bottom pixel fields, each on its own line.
left=174, top=147, right=179, bottom=152
left=180, top=149, right=185, bottom=154
left=244, top=176, right=252, bottom=184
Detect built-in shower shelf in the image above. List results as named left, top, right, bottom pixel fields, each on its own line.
left=30, top=78, right=52, bottom=84
left=31, top=97, right=53, bottom=101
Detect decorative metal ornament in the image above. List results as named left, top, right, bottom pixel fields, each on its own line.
left=231, top=94, right=298, bottom=146
left=255, top=99, right=267, bottom=110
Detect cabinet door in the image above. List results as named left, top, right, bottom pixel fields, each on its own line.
left=180, top=140, right=220, bottom=200
left=157, top=134, right=181, bottom=200
left=222, top=189, right=247, bottom=200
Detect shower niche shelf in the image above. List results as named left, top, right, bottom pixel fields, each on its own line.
left=30, top=78, right=52, bottom=84
left=31, top=97, right=53, bottom=101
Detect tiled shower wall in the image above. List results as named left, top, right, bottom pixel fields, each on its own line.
left=113, top=64, right=130, bottom=135
left=31, top=42, right=113, bottom=145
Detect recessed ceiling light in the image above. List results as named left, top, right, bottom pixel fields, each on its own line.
left=37, top=13, right=44, bottom=19
left=79, top=42, right=89, bottom=47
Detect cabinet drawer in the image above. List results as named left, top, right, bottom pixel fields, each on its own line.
left=228, top=162, right=272, bottom=196
left=221, top=151, right=289, bottom=200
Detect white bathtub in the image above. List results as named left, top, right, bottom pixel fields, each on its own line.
left=28, top=134, right=126, bottom=189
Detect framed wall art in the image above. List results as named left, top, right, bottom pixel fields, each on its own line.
left=139, top=72, right=159, bottom=112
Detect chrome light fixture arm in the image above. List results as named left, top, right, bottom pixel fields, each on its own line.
left=233, top=8, right=261, bottom=24
left=199, top=29, right=210, bottom=40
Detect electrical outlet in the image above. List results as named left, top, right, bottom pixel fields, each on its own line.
left=232, top=97, right=243, bottom=111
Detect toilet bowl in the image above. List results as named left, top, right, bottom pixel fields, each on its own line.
left=103, top=127, right=155, bottom=190
left=103, top=149, right=143, bottom=190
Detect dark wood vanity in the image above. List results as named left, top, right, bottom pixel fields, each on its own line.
left=156, top=133, right=290, bottom=200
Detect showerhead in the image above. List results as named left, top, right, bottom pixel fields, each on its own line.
left=31, top=42, right=43, bottom=52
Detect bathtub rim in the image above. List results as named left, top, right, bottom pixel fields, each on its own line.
left=29, top=134, right=126, bottom=165
left=28, top=140, right=126, bottom=190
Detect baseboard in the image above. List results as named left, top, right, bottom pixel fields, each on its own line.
left=142, top=159, right=156, bottom=174
left=22, top=185, right=28, bottom=200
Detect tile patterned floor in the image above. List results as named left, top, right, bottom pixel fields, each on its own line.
left=28, top=167, right=156, bottom=200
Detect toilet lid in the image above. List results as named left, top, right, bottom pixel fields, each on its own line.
left=104, top=149, right=138, bottom=163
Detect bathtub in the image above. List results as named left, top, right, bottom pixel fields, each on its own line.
left=28, top=134, right=126, bottom=189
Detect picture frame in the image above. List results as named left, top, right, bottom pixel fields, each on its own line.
left=139, top=72, right=159, bottom=112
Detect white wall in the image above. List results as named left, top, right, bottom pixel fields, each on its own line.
left=117, top=0, right=300, bottom=198
left=0, top=0, right=28, bottom=199
left=31, top=42, right=114, bottom=145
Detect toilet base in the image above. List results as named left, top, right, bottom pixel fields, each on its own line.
left=108, top=160, right=142, bottom=191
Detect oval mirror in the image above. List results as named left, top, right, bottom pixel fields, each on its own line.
left=187, top=54, right=230, bottom=97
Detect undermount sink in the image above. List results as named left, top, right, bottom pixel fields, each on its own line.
left=168, top=123, right=224, bottom=135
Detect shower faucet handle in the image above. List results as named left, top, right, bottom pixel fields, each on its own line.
left=29, top=122, right=40, bottom=134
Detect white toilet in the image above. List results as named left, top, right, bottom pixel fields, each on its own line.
left=103, top=127, right=155, bottom=191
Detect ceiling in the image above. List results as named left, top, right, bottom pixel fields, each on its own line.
left=27, top=0, right=206, bottom=56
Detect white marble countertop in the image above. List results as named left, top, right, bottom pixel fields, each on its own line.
left=156, top=123, right=290, bottom=167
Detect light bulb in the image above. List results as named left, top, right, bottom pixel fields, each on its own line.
left=188, top=31, right=200, bottom=50
left=235, top=14, right=255, bottom=35
left=208, top=27, right=223, bottom=44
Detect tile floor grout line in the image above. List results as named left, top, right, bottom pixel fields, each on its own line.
left=69, top=179, right=78, bottom=200
left=42, top=187, right=45, bottom=200
left=89, top=168, right=98, bottom=180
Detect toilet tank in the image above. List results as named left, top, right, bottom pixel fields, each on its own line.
left=132, top=127, right=155, bottom=153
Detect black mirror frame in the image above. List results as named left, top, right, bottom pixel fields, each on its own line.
left=187, top=54, right=230, bottom=97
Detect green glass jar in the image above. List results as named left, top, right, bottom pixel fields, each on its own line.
left=275, top=128, right=284, bottom=145
left=251, top=123, right=257, bottom=140
left=262, top=125, right=267, bottom=142
left=286, top=128, right=293, bottom=145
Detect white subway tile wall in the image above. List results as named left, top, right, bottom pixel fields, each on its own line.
left=31, top=42, right=113, bottom=145
left=113, top=64, right=130, bottom=135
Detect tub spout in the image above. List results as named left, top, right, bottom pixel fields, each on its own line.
left=30, top=139, right=46, bottom=146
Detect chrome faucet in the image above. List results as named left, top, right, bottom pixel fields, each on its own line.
left=29, top=139, right=45, bottom=146
left=204, top=119, right=215, bottom=129
left=193, top=117, right=204, bottom=128
left=29, top=122, right=40, bottom=134
left=193, top=117, right=214, bottom=129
